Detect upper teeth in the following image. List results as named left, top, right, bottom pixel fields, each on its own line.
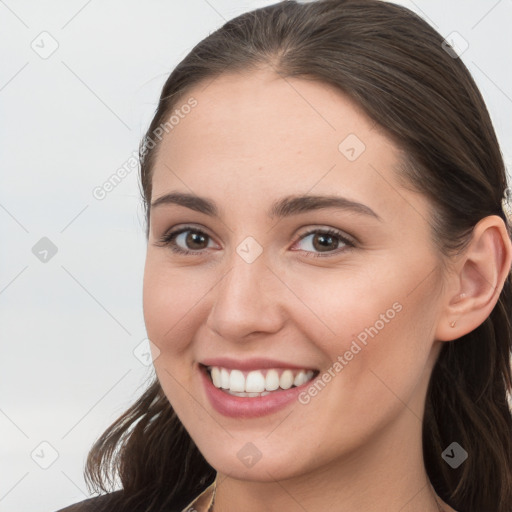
left=208, top=367, right=315, bottom=393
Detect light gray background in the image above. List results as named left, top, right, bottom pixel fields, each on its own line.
left=1, top=1, right=511, bottom=511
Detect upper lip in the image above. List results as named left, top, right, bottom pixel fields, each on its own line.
left=200, top=357, right=318, bottom=372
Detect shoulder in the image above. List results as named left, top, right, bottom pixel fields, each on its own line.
left=54, top=490, right=124, bottom=512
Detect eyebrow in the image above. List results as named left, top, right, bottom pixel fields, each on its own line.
left=150, top=191, right=381, bottom=221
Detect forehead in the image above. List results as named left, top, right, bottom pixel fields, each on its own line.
left=158, top=68, right=393, bottom=157
left=151, top=68, right=407, bottom=221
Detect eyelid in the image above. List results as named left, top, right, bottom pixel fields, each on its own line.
left=158, top=223, right=214, bottom=242
left=295, top=225, right=357, bottom=245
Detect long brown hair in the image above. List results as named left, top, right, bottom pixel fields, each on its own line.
left=85, top=1, right=512, bottom=510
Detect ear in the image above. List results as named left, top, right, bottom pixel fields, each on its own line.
left=436, top=215, right=512, bottom=342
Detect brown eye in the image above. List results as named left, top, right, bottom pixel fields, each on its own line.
left=293, top=228, right=355, bottom=258
left=312, top=232, right=339, bottom=252
left=183, top=231, right=209, bottom=250
left=158, top=227, right=214, bottom=255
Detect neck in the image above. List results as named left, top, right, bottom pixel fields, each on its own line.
left=212, top=406, right=446, bottom=512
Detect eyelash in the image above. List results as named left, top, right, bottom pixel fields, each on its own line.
left=156, top=225, right=356, bottom=258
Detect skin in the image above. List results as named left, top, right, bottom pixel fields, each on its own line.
left=142, top=67, right=512, bottom=512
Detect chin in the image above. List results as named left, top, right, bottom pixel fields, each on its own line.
left=192, top=434, right=316, bottom=482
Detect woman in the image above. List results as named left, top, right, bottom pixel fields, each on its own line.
left=57, top=0, right=512, bottom=511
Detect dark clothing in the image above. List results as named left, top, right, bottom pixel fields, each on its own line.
left=55, top=491, right=123, bottom=512
left=55, top=479, right=216, bottom=512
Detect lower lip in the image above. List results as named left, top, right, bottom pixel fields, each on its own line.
left=199, top=365, right=313, bottom=418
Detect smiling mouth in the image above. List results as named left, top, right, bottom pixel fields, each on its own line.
left=201, top=364, right=319, bottom=397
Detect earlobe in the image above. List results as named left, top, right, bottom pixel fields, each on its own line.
left=435, top=215, right=512, bottom=342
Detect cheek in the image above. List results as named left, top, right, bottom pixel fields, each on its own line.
left=289, top=258, right=439, bottom=401
left=142, top=256, right=210, bottom=414
left=287, top=254, right=436, bottom=346
left=142, top=255, right=212, bottom=353
left=277, top=260, right=405, bottom=349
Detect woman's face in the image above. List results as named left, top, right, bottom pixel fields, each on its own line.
left=143, top=67, right=447, bottom=482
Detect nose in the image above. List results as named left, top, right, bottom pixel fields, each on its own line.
left=206, top=251, right=286, bottom=342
